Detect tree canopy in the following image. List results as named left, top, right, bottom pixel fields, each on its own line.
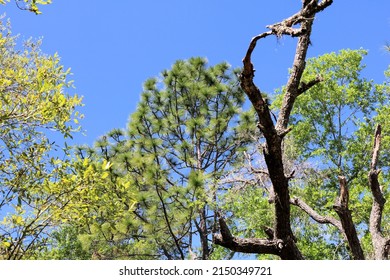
left=1, top=0, right=390, bottom=260
left=47, top=57, right=257, bottom=260
left=213, top=0, right=390, bottom=260
left=0, top=18, right=83, bottom=259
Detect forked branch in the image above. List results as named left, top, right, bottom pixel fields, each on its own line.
left=333, top=176, right=364, bottom=260
left=290, top=197, right=344, bottom=233
left=213, top=214, right=282, bottom=256
left=214, top=0, right=333, bottom=260
left=368, top=124, right=389, bottom=259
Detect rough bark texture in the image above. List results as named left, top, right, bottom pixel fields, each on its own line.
left=214, top=0, right=333, bottom=260
left=213, top=215, right=282, bottom=255
left=368, top=125, right=390, bottom=260
left=333, top=176, right=365, bottom=260
left=290, top=197, right=344, bottom=234
left=291, top=126, right=390, bottom=260
left=195, top=208, right=210, bottom=260
left=214, top=0, right=389, bottom=260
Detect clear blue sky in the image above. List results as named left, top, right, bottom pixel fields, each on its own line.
left=2, top=0, right=390, bottom=147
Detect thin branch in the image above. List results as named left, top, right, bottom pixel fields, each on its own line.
left=297, top=75, right=324, bottom=95
left=262, top=226, right=274, bottom=240
left=290, top=197, right=344, bottom=233
left=286, top=170, right=296, bottom=181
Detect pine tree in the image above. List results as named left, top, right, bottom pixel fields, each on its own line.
left=64, top=57, right=256, bottom=259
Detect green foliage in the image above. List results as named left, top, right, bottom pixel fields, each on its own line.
left=278, top=50, right=382, bottom=171
left=54, top=155, right=145, bottom=259
left=7, top=43, right=387, bottom=260
left=126, top=57, right=255, bottom=259
left=271, top=49, right=390, bottom=259
left=0, top=19, right=83, bottom=259
left=224, top=185, right=273, bottom=237
left=36, top=225, right=90, bottom=260
left=47, top=58, right=257, bottom=260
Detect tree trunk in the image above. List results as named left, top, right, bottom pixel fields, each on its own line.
left=214, top=0, right=334, bottom=260
left=368, top=125, right=390, bottom=259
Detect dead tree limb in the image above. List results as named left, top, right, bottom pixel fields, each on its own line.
left=290, top=197, right=344, bottom=234
left=214, top=0, right=333, bottom=260
left=368, top=124, right=390, bottom=259
left=213, top=214, right=282, bottom=256
left=333, top=176, right=365, bottom=260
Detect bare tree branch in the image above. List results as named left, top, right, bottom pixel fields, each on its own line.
left=337, top=176, right=349, bottom=208
left=370, top=125, right=382, bottom=171
left=262, top=226, right=275, bottom=240
left=275, top=0, right=333, bottom=132
left=297, top=75, right=324, bottom=95
left=213, top=214, right=282, bottom=256
left=215, top=0, right=334, bottom=260
left=290, top=197, right=344, bottom=233
left=333, top=176, right=365, bottom=260
left=368, top=124, right=389, bottom=259
left=266, top=0, right=332, bottom=28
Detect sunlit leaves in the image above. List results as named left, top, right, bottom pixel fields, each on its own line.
left=0, top=0, right=52, bottom=14
left=272, top=49, right=390, bottom=259
left=0, top=20, right=83, bottom=259
left=55, top=58, right=255, bottom=260
left=278, top=49, right=385, bottom=180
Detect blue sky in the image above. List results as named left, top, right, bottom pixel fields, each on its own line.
left=2, top=0, right=390, bottom=147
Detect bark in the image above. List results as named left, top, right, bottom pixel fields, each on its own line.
left=214, top=0, right=389, bottom=260
left=213, top=214, right=282, bottom=256
left=290, top=197, right=344, bottom=234
left=155, top=185, right=185, bottom=260
left=195, top=207, right=210, bottom=260
left=368, top=125, right=390, bottom=260
left=333, top=176, right=365, bottom=260
left=214, top=0, right=333, bottom=260
left=289, top=126, right=389, bottom=260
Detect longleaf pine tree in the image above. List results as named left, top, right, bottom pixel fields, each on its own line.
left=60, top=57, right=256, bottom=259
